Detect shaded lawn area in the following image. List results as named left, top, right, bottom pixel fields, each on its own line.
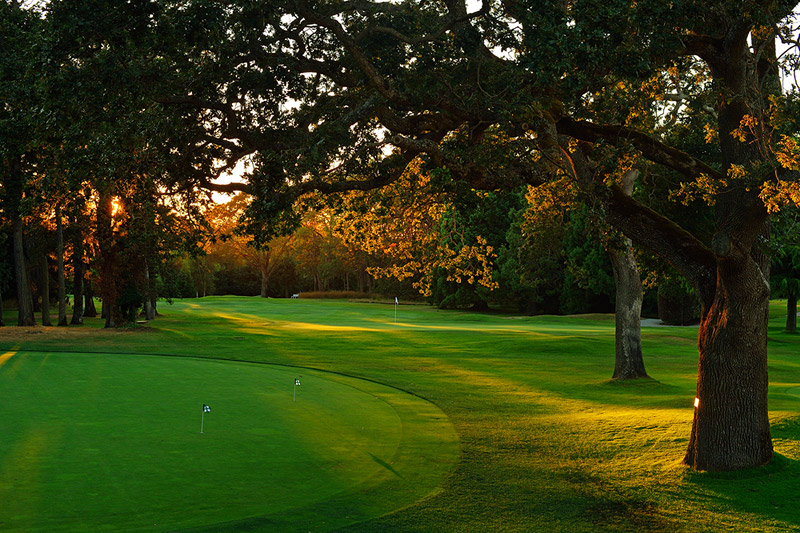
left=2, top=296, right=800, bottom=532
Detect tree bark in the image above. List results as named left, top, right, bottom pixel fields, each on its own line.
left=787, top=294, right=797, bottom=333
left=56, top=206, right=68, bottom=326
left=70, top=216, right=84, bottom=325
left=684, top=254, right=773, bottom=470
left=40, top=253, right=51, bottom=327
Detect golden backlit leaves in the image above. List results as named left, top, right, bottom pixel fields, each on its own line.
left=760, top=135, right=800, bottom=213
left=761, top=179, right=800, bottom=213
left=731, top=114, right=759, bottom=143
left=334, top=162, right=499, bottom=297
left=703, top=123, right=717, bottom=144
left=204, top=192, right=295, bottom=275
left=672, top=173, right=725, bottom=206
left=775, top=135, right=800, bottom=170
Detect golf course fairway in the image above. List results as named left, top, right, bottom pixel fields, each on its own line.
left=0, top=351, right=459, bottom=531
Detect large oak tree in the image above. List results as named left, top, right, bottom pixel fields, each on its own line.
left=49, top=0, right=800, bottom=470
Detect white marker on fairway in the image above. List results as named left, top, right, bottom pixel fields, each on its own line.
left=294, top=378, right=301, bottom=402
left=394, top=296, right=398, bottom=324
left=201, top=403, right=211, bottom=434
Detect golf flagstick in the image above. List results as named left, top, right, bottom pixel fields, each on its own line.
left=395, top=296, right=398, bottom=324
left=201, top=403, right=211, bottom=433
left=294, top=378, right=300, bottom=401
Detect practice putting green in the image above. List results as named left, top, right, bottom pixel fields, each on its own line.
left=0, top=350, right=458, bottom=531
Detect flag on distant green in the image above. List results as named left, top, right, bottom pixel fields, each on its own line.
left=203, top=404, right=211, bottom=412
left=295, top=378, right=301, bottom=386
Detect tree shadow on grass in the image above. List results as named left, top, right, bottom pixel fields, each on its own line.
left=560, top=377, right=691, bottom=409
left=683, top=418, right=800, bottom=529
left=554, top=468, right=680, bottom=532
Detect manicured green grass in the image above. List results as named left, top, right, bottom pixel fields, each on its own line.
left=2, top=297, right=800, bottom=531
left=0, top=348, right=457, bottom=531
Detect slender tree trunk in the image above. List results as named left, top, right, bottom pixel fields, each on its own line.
left=40, top=254, right=51, bottom=327
left=786, top=294, right=797, bottom=333
left=609, top=242, right=647, bottom=379
left=70, top=216, right=84, bottom=325
left=260, top=263, right=270, bottom=298
left=8, top=155, right=35, bottom=327
left=97, top=190, right=119, bottom=328
left=84, top=280, right=97, bottom=317
left=13, top=217, right=35, bottom=326
left=56, top=206, right=68, bottom=326
left=144, top=260, right=155, bottom=320
left=151, top=279, right=159, bottom=317
left=684, top=254, right=773, bottom=470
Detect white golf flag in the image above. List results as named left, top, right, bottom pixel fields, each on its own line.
left=203, top=404, right=211, bottom=413
left=395, top=297, right=398, bottom=304
left=295, top=378, right=301, bottom=386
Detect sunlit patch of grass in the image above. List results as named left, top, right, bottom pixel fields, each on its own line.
left=0, top=350, right=17, bottom=367
left=0, top=427, right=59, bottom=524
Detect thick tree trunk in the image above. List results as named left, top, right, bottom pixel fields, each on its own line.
left=56, top=206, right=68, bottom=326
left=681, top=24, right=779, bottom=470
left=684, top=256, right=773, bottom=470
left=13, top=217, right=35, bottom=326
left=70, top=217, right=84, bottom=325
left=786, top=294, right=797, bottom=333
left=609, top=170, right=646, bottom=379
left=609, top=241, right=647, bottom=379
left=40, top=254, right=51, bottom=327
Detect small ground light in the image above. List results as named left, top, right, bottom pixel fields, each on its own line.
left=694, top=397, right=700, bottom=408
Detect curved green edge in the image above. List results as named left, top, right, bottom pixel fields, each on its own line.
left=179, top=368, right=461, bottom=532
